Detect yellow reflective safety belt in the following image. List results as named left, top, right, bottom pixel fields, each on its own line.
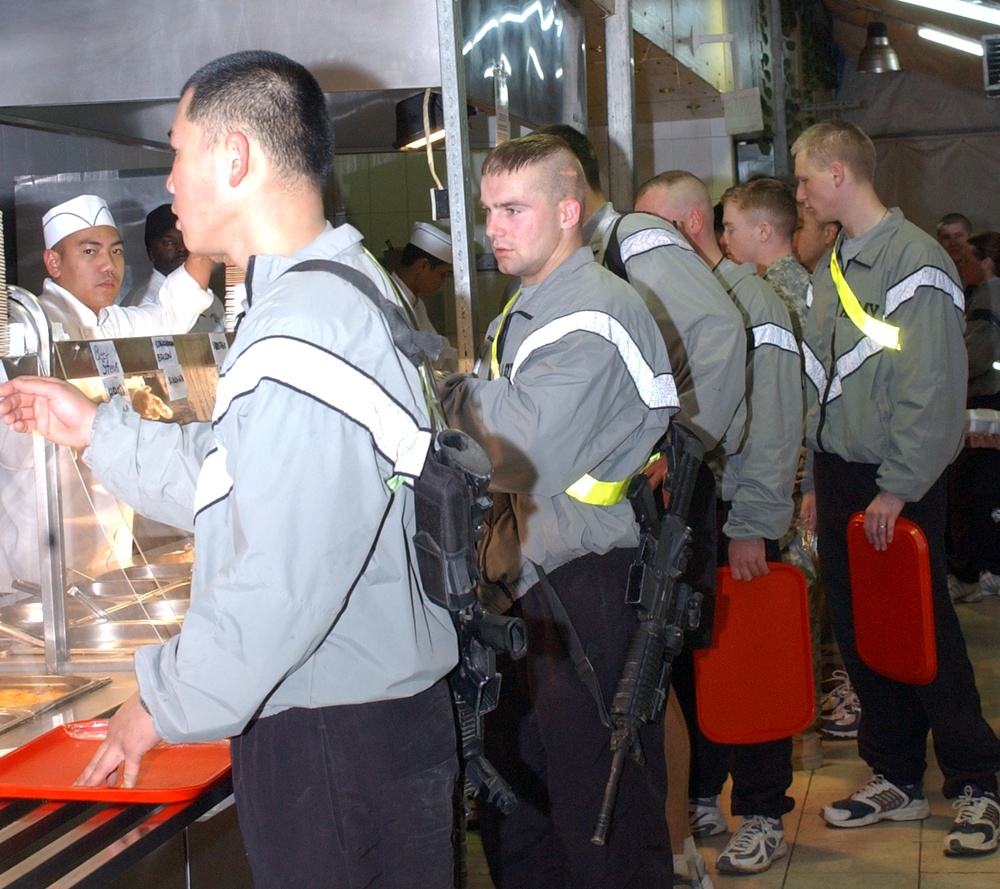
left=489, top=288, right=657, bottom=507
left=489, top=289, right=521, bottom=379
left=565, top=453, right=661, bottom=507
left=830, top=248, right=901, bottom=351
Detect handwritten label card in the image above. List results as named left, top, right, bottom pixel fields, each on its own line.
left=208, top=332, right=229, bottom=368
left=151, top=336, right=188, bottom=402
left=89, top=341, right=127, bottom=400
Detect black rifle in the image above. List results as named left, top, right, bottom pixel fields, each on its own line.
left=592, top=423, right=706, bottom=845
left=414, top=430, right=526, bottom=818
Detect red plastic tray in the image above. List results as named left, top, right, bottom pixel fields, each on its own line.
left=0, top=720, right=231, bottom=803
left=847, top=513, right=936, bottom=684
left=694, top=564, right=815, bottom=744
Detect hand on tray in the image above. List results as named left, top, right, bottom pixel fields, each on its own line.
left=864, top=490, right=905, bottom=551
left=75, top=693, right=162, bottom=789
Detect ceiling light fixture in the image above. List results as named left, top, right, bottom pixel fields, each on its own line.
left=918, top=26, right=986, bottom=55
left=858, top=22, right=902, bottom=72
left=896, top=0, right=1000, bottom=28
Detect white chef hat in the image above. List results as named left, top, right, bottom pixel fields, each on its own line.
left=42, top=195, right=117, bottom=249
left=408, top=222, right=452, bottom=264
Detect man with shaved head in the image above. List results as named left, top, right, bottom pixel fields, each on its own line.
left=441, top=133, right=679, bottom=887
left=638, top=170, right=800, bottom=875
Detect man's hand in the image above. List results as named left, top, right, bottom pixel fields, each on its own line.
left=799, top=490, right=817, bottom=532
left=75, top=694, right=162, bottom=789
left=728, top=537, right=770, bottom=581
left=183, top=253, right=221, bottom=289
left=865, top=490, right=905, bottom=551
left=0, top=376, right=98, bottom=447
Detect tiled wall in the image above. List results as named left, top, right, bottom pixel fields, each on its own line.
left=590, top=118, right=735, bottom=204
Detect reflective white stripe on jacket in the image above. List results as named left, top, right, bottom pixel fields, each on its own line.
left=801, top=209, right=967, bottom=501
left=86, top=224, right=456, bottom=742
left=441, top=246, right=678, bottom=599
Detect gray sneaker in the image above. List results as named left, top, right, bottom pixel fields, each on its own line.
left=979, top=571, right=1000, bottom=597
left=949, top=574, right=983, bottom=604
left=716, top=816, right=788, bottom=874
left=689, top=795, right=728, bottom=837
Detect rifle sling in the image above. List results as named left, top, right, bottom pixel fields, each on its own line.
left=532, top=562, right=612, bottom=730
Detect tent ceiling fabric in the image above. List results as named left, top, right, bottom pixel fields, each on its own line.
left=823, top=0, right=997, bottom=93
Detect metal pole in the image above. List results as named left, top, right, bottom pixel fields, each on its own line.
left=769, top=0, right=789, bottom=177
left=436, top=0, right=479, bottom=371
left=604, top=1, right=637, bottom=208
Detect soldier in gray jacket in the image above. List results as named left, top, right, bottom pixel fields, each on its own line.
left=1, top=51, right=459, bottom=889
left=795, top=119, right=1000, bottom=856
left=539, top=124, right=745, bottom=889
left=441, top=134, right=679, bottom=889
left=638, top=171, right=801, bottom=875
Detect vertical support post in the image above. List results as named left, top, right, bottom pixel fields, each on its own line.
left=436, top=0, right=479, bottom=371
left=769, top=0, right=789, bottom=177
left=604, top=2, right=637, bottom=208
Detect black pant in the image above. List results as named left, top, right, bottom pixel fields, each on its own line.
left=230, top=679, right=458, bottom=888
left=478, top=549, right=673, bottom=889
left=814, top=452, right=1000, bottom=798
left=947, top=450, right=1000, bottom=582
left=673, top=505, right=795, bottom=819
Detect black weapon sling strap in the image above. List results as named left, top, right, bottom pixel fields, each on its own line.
left=532, top=210, right=633, bottom=731
left=532, top=561, right=612, bottom=730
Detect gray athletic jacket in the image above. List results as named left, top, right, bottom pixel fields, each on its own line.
left=585, top=203, right=746, bottom=449
left=712, top=260, right=801, bottom=542
left=440, top=246, right=678, bottom=599
left=801, top=209, right=966, bottom=501
left=85, top=224, right=458, bottom=742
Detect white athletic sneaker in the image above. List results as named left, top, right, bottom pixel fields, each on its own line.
left=688, top=795, right=728, bottom=837
left=944, top=784, right=1000, bottom=855
left=716, top=816, right=788, bottom=874
left=822, top=774, right=930, bottom=827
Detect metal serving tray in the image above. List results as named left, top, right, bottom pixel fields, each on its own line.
left=0, top=674, right=112, bottom=736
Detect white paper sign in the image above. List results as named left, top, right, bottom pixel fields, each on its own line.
left=151, top=336, right=179, bottom=369
left=89, top=341, right=127, bottom=399
left=209, top=332, right=229, bottom=367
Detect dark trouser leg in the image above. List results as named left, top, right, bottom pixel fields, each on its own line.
left=814, top=453, right=1000, bottom=798
left=948, top=446, right=1000, bottom=582
left=230, top=679, right=457, bottom=889
left=480, top=549, right=673, bottom=889
left=479, top=610, right=568, bottom=889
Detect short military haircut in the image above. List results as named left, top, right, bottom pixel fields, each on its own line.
left=534, top=124, right=602, bottom=193
left=481, top=134, right=586, bottom=208
left=182, top=50, right=333, bottom=186
left=937, top=213, right=973, bottom=235
left=969, top=231, right=1000, bottom=269
left=791, top=119, right=877, bottom=184
left=722, top=178, right=798, bottom=241
left=636, top=170, right=712, bottom=216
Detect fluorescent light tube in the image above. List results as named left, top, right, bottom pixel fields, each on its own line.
left=918, top=26, right=986, bottom=54
left=897, top=0, right=1000, bottom=28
